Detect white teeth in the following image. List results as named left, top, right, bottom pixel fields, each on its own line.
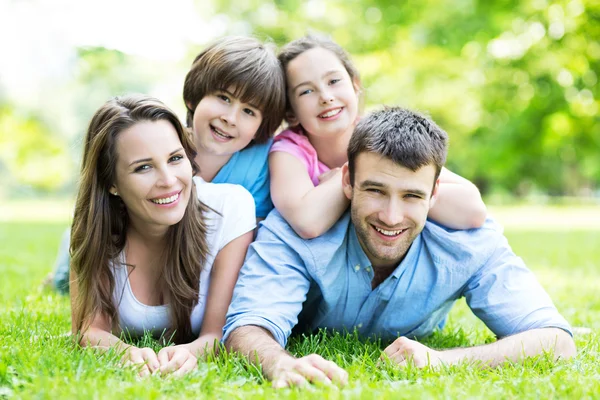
left=374, top=226, right=405, bottom=236
left=212, top=126, right=232, bottom=139
left=319, top=108, right=342, bottom=118
left=151, top=193, right=179, bottom=205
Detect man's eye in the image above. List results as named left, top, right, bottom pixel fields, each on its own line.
left=367, top=188, right=382, bottom=194
left=405, top=193, right=422, bottom=199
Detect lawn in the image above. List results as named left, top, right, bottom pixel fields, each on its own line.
left=1, top=204, right=599, bottom=399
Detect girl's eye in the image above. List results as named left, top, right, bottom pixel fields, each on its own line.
left=243, top=108, right=255, bottom=116
left=217, top=94, right=230, bottom=103
left=134, top=164, right=151, bottom=173
left=169, top=154, right=184, bottom=163
left=299, top=88, right=313, bottom=96
left=329, top=78, right=341, bottom=85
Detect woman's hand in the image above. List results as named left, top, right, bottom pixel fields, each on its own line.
left=121, top=346, right=160, bottom=377
left=157, top=345, right=198, bottom=376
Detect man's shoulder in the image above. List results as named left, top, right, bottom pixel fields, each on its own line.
left=258, top=210, right=352, bottom=256
left=421, top=217, right=505, bottom=267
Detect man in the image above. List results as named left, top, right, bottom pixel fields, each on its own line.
left=223, top=107, right=575, bottom=388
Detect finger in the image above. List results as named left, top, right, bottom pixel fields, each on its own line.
left=157, top=347, right=171, bottom=367
left=272, top=371, right=309, bottom=389
left=294, top=361, right=332, bottom=385
left=382, top=342, right=399, bottom=358
left=387, top=349, right=407, bottom=365
left=308, top=357, right=347, bottom=386
left=171, top=356, right=198, bottom=377
left=160, top=350, right=187, bottom=374
left=138, top=364, right=151, bottom=378
left=140, top=348, right=160, bottom=372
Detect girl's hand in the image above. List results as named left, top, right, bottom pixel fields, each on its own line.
left=157, top=345, right=198, bottom=377
left=121, top=346, right=160, bottom=377
left=317, top=167, right=342, bottom=185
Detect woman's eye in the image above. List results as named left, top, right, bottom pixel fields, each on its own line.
left=134, top=164, right=151, bottom=173
left=169, top=155, right=184, bottom=163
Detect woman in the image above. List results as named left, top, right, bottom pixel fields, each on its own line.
left=70, top=94, right=255, bottom=377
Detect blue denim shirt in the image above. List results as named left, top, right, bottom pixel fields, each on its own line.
left=223, top=210, right=571, bottom=347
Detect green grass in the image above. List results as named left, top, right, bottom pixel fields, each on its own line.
left=1, top=206, right=600, bottom=399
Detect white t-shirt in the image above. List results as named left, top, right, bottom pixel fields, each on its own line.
left=112, top=178, right=256, bottom=337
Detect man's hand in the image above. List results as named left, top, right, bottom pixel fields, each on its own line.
left=382, top=337, right=444, bottom=368
left=271, top=354, right=348, bottom=389
left=121, top=346, right=160, bottom=377
left=157, top=345, right=198, bottom=377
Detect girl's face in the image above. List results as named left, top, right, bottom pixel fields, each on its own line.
left=191, top=88, right=263, bottom=156
left=286, top=47, right=359, bottom=139
left=111, top=120, right=193, bottom=234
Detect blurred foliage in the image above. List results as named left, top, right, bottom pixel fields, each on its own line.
left=208, top=0, right=599, bottom=196
left=0, top=0, right=598, bottom=197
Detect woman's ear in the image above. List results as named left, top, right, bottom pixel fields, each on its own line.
left=109, top=185, right=119, bottom=197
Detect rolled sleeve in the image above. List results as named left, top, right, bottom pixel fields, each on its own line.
left=223, top=223, right=312, bottom=347
left=464, top=235, right=572, bottom=337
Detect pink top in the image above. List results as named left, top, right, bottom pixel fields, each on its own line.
left=270, top=128, right=330, bottom=186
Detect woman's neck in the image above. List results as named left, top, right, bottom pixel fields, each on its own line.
left=306, top=127, right=352, bottom=169
left=194, top=147, right=233, bottom=182
left=125, top=223, right=167, bottom=271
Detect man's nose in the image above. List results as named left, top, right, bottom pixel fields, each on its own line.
left=378, top=199, right=404, bottom=227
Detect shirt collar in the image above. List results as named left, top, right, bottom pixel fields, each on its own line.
left=348, top=222, right=424, bottom=278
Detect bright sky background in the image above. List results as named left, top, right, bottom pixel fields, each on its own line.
left=0, top=0, right=223, bottom=103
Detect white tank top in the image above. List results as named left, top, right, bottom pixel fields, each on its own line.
left=111, top=178, right=255, bottom=338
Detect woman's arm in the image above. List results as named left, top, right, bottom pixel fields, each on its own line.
left=269, top=152, right=349, bottom=239
left=180, top=231, right=254, bottom=358
left=428, top=167, right=487, bottom=229
left=70, top=269, right=160, bottom=376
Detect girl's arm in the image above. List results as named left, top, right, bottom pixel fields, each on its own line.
left=70, top=269, right=160, bottom=376
left=269, top=152, right=349, bottom=239
left=428, top=167, right=487, bottom=229
left=178, top=231, right=254, bottom=358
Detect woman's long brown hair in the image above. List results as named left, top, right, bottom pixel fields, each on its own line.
left=71, top=94, right=210, bottom=344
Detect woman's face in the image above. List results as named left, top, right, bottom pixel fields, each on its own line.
left=110, top=120, right=193, bottom=234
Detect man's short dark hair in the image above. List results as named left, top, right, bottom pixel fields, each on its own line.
left=347, top=107, right=449, bottom=186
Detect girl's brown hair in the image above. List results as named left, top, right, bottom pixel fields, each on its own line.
left=71, top=94, right=210, bottom=344
left=183, top=36, right=286, bottom=144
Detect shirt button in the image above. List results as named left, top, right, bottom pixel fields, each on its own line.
left=357, top=323, right=363, bottom=328
left=365, top=266, right=372, bottom=272
left=354, top=264, right=360, bottom=272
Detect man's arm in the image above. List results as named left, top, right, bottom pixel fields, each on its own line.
left=226, top=325, right=348, bottom=388
left=383, top=327, right=575, bottom=368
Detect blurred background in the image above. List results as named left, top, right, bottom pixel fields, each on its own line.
left=1, top=0, right=598, bottom=218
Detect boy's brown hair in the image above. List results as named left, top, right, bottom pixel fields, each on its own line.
left=183, top=36, right=286, bottom=144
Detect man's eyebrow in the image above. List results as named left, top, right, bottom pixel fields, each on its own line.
left=291, top=69, right=342, bottom=93
left=359, top=180, right=386, bottom=188
left=128, top=148, right=183, bottom=167
left=359, top=180, right=429, bottom=197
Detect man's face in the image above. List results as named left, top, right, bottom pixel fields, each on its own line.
left=342, top=152, right=439, bottom=269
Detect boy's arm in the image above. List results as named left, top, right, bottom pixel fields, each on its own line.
left=269, top=152, right=349, bottom=239
left=427, top=167, right=487, bottom=229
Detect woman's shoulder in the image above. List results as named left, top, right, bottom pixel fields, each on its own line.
left=193, top=177, right=255, bottom=216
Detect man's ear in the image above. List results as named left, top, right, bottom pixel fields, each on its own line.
left=342, top=163, right=353, bottom=200
left=285, top=110, right=299, bottom=127
left=429, top=178, right=440, bottom=209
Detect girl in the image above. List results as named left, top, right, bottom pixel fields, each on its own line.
left=71, top=94, right=255, bottom=377
left=269, top=36, right=487, bottom=239
left=51, top=36, right=286, bottom=293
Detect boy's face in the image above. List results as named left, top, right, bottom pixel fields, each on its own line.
left=191, top=86, right=263, bottom=156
